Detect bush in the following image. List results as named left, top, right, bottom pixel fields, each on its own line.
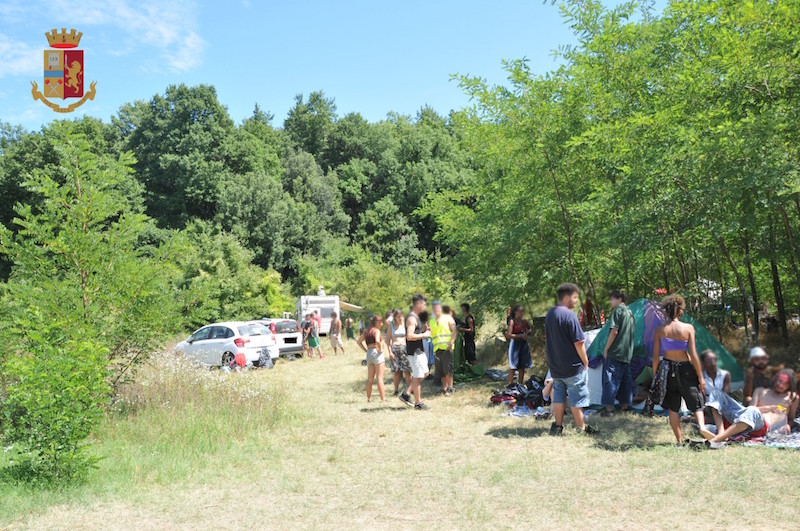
left=0, top=341, right=109, bottom=484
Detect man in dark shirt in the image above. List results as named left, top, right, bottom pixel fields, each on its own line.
left=459, top=303, right=477, bottom=365
left=545, top=283, right=594, bottom=436
left=601, top=290, right=635, bottom=415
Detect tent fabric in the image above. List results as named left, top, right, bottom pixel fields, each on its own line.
left=586, top=299, right=744, bottom=383
left=340, top=301, right=364, bottom=312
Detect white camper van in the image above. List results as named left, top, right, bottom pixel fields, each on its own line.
left=295, top=295, right=340, bottom=336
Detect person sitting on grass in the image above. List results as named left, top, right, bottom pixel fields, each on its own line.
left=750, top=369, right=798, bottom=434
left=358, top=314, right=386, bottom=402
left=744, top=347, right=778, bottom=405
left=545, top=283, right=596, bottom=436
left=701, top=349, right=731, bottom=394
left=699, top=387, right=769, bottom=449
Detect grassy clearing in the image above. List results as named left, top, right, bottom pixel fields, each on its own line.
left=2, top=342, right=800, bottom=529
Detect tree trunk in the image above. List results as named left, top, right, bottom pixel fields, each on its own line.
left=778, top=205, right=800, bottom=303
left=743, top=236, right=759, bottom=343
left=770, top=223, right=789, bottom=343
left=719, top=237, right=753, bottom=344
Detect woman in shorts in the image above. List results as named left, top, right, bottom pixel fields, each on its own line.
left=358, top=314, right=386, bottom=402
left=652, top=294, right=706, bottom=444
left=387, top=309, right=411, bottom=396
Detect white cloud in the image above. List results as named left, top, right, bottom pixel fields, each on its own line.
left=32, top=0, right=206, bottom=72
left=0, top=34, right=40, bottom=78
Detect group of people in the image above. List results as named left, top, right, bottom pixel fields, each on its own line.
left=538, top=283, right=799, bottom=446
left=354, top=296, right=477, bottom=409
left=327, top=282, right=799, bottom=447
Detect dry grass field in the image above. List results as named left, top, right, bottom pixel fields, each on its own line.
left=2, top=341, right=799, bottom=530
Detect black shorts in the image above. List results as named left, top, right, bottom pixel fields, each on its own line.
left=434, top=349, right=454, bottom=378
left=661, top=361, right=704, bottom=413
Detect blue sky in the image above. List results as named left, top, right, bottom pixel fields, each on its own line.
left=0, top=0, right=665, bottom=130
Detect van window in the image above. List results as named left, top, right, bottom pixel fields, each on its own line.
left=319, top=308, right=336, bottom=319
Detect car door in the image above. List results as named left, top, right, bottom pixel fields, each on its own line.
left=204, top=326, right=233, bottom=365
left=184, top=326, right=212, bottom=362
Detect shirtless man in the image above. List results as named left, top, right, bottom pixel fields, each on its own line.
left=751, top=369, right=798, bottom=433
left=701, top=369, right=797, bottom=448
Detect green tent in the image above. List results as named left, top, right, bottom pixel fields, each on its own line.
left=586, top=298, right=743, bottom=383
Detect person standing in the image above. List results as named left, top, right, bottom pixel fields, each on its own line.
left=308, top=313, right=324, bottom=359
left=545, top=283, right=596, bottom=436
left=357, top=314, right=386, bottom=402
left=345, top=315, right=355, bottom=341
left=301, top=313, right=313, bottom=358
left=388, top=309, right=411, bottom=396
left=601, top=290, right=635, bottom=416
left=329, top=312, right=345, bottom=355
left=506, top=305, right=532, bottom=385
left=399, top=294, right=432, bottom=410
left=431, top=301, right=457, bottom=396
left=459, top=303, right=477, bottom=365
left=652, top=294, right=706, bottom=444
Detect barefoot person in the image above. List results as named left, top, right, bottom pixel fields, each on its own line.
left=700, top=369, right=798, bottom=447
left=388, top=309, right=411, bottom=396
left=358, top=314, right=386, bottom=402
left=506, top=304, right=532, bottom=385
left=652, top=294, right=706, bottom=444
left=399, top=294, right=432, bottom=411
left=329, top=312, right=345, bottom=355
left=545, top=284, right=595, bottom=436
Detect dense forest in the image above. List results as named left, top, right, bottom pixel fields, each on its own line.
left=3, top=0, right=800, bottom=481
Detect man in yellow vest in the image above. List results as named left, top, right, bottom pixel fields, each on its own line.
left=431, top=301, right=458, bottom=396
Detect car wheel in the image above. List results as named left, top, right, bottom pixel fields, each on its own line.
left=221, top=352, right=234, bottom=368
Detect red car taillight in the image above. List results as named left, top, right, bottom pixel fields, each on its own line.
left=234, top=338, right=249, bottom=348
left=270, top=323, right=276, bottom=334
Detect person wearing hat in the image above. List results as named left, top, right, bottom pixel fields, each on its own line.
left=744, top=347, right=774, bottom=405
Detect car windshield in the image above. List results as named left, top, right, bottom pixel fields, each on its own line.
left=238, top=323, right=270, bottom=336
left=275, top=321, right=298, bottom=333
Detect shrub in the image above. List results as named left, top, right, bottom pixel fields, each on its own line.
left=0, top=341, right=109, bottom=484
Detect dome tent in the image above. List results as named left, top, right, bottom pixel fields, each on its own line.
left=586, top=298, right=743, bottom=385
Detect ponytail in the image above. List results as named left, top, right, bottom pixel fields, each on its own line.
left=662, top=294, right=686, bottom=321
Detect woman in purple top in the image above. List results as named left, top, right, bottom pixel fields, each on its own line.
left=652, top=294, right=706, bottom=444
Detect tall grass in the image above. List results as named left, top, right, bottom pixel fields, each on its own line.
left=0, top=352, right=293, bottom=522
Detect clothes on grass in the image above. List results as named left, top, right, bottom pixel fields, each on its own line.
left=545, top=305, right=586, bottom=379
left=606, top=303, right=635, bottom=363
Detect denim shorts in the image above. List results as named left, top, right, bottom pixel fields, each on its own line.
left=552, top=368, right=590, bottom=408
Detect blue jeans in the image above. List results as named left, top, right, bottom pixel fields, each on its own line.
left=706, top=388, right=765, bottom=433
left=552, top=368, right=590, bottom=408
left=601, top=357, right=633, bottom=407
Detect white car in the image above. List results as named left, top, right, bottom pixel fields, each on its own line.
left=260, top=318, right=304, bottom=357
left=174, top=321, right=280, bottom=367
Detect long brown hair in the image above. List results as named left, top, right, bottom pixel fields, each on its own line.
left=662, top=294, right=686, bottom=321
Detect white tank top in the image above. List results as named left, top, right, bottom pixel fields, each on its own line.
left=703, top=369, right=728, bottom=390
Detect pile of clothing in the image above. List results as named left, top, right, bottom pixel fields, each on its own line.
left=489, top=377, right=546, bottom=410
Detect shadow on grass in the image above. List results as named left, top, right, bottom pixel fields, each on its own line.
left=486, top=426, right=550, bottom=439
left=587, top=413, right=674, bottom=452
left=359, top=406, right=408, bottom=413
